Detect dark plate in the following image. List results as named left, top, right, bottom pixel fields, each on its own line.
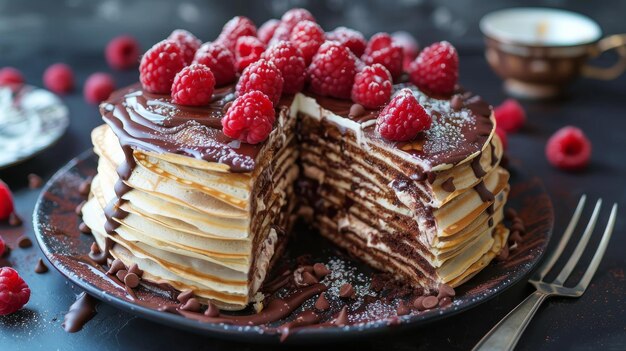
left=32, top=150, right=553, bottom=344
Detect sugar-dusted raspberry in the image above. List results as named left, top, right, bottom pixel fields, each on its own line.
left=289, top=20, right=325, bottom=66
left=392, top=31, right=419, bottom=71
left=495, top=127, right=508, bottom=150
left=168, top=29, right=202, bottom=65
left=193, top=42, right=236, bottom=87
left=495, top=98, right=526, bottom=133
left=261, top=41, right=306, bottom=94
left=546, top=126, right=591, bottom=171
left=0, top=180, right=15, bottom=221
left=351, top=64, right=393, bottom=109
left=105, top=35, right=140, bottom=70
left=83, top=72, right=115, bottom=104
left=0, top=67, right=24, bottom=86
left=362, top=33, right=404, bottom=81
left=139, top=40, right=186, bottom=94
left=171, top=64, right=215, bottom=106
left=216, top=16, right=257, bottom=53
left=258, top=19, right=280, bottom=45
left=0, top=267, right=30, bottom=316
left=308, top=41, right=357, bottom=99
left=409, top=41, right=458, bottom=95
left=235, top=36, right=265, bottom=72
left=270, top=8, right=316, bottom=45
left=222, top=91, right=275, bottom=144
left=43, top=63, right=74, bottom=94
left=376, top=88, right=432, bottom=141
left=326, top=26, right=367, bottom=57
left=236, top=59, right=283, bottom=105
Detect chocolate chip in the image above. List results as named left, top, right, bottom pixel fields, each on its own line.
left=396, top=301, right=410, bottom=316
left=34, top=258, right=48, bottom=273
left=437, top=283, right=456, bottom=299
left=334, top=306, right=349, bottom=326
left=124, top=273, right=140, bottom=288
left=89, top=242, right=101, bottom=255
left=128, top=263, right=143, bottom=278
left=505, top=208, right=517, bottom=220
left=339, top=283, right=355, bottom=299
left=75, top=200, right=86, bottom=216
left=79, top=178, right=92, bottom=196
left=116, top=269, right=128, bottom=281
left=451, top=94, right=464, bottom=111
left=313, top=263, right=330, bottom=279
left=177, top=290, right=194, bottom=303
left=413, top=296, right=425, bottom=311
left=107, top=259, right=125, bottom=275
left=180, top=298, right=201, bottom=312
left=204, top=302, right=220, bottom=317
left=439, top=296, right=452, bottom=307
left=301, top=271, right=318, bottom=285
left=17, top=236, right=32, bottom=248
left=314, top=292, right=330, bottom=311
left=28, top=173, right=43, bottom=189
left=422, top=296, right=439, bottom=310
left=349, top=103, right=366, bottom=118
left=78, top=222, right=91, bottom=234
left=9, top=212, right=22, bottom=227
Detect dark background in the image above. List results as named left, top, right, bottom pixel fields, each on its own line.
left=1, top=0, right=625, bottom=350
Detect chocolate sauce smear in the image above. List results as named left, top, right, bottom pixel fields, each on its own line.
left=63, top=292, right=98, bottom=333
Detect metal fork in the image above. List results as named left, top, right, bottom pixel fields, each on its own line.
left=473, top=195, right=618, bottom=351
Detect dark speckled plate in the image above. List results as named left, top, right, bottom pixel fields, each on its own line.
left=32, top=150, right=553, bottom=343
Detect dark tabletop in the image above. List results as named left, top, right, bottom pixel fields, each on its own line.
left=1, top=1, right=625, bottom=350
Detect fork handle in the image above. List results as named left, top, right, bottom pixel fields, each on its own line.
left=472, top=291, right=549, bottom=351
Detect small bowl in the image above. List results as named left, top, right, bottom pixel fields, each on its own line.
left=480, top=8, right=626, bottom=99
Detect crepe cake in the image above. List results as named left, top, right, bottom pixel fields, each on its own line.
left=82, top=85, right=300, bottom=309
left=81, top=15, right=511, bottom=312
left=297, top=86, right=510, bottom=290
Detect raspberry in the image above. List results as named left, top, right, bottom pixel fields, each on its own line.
left=0, top=181, right=14, bottom=221
left=392, top=31, right=419, bottom=71
left=351, top=64, right=393, bottom=109
left=83, top=73, right=115, bottom=104
left=261, top=41, right=306, bottom=94
left=171, top=64, right=215, bottom=106
left=216, top=16, right=257, bottom=54
left=0, top=67, right=24, bottom=86
left=105, top=35, right=140, bottom=70
left=495, top=127, right=508, bottom=150
left=0, top=237, right=4, bottom=257
left=326, top=27, right=367, bottom=57
left=546, top=126, right=591, bottom=171
left=168, top=29, right=202, bottom=65
left=270, top=8, right=316, bottom=45
left=0, top=267, right=30, bottom=316
left=236, top=59, right=284, bottom=106
left=258, top=19, right=280, bottom=44
left=495, top=99, right=526, bottom=133
left=362, top=33, right=404, bottom=81
left=289, top=20, right=325, bottom=66
left=376, top=88, right=432, bottom=141
left=235, top=36, right=265, bottom=72
left=308, top=41, right=357, bottom=99
left=193, top=42, right=236, bottom=87
left=139, top=40, right=185, bottom=94
left=43, top=63, right=74, bottom=94
left=222, top=91, right=275, bottom=144
left=409, top=41, right=458, bottom=95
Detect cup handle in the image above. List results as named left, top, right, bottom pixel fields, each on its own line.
left=582, top=34, right=626, bottom=80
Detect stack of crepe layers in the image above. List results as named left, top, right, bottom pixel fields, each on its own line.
left=82, top=103, right=299, bottom=310
left=296, top=90, right=510, bottom=291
